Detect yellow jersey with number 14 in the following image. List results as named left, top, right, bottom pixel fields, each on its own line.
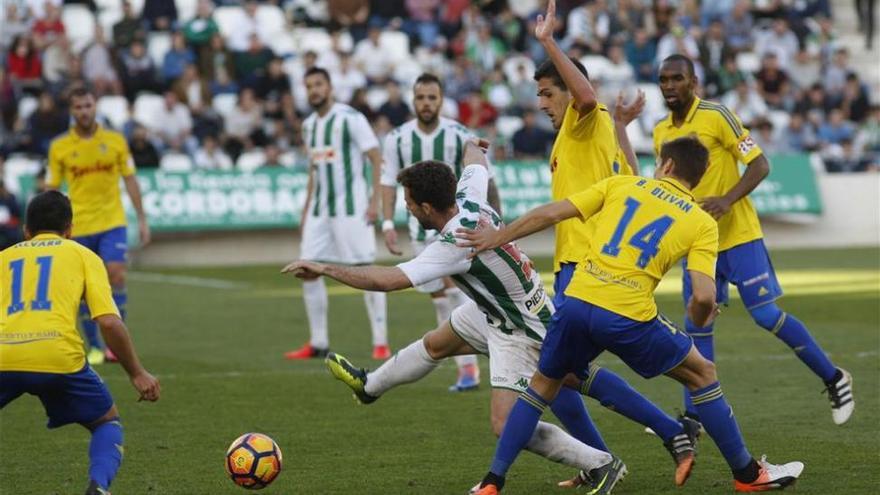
left=564, top=176, right=719, bottom=322
left=652, top=97, right=763, bottom=252
left=0, top=234, right=119, bottom=373
left=550, top=101, right=632, bottom=272
left=47, top=126, right=135, bottom=237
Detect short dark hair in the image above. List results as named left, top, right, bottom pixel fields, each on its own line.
left=26, top=191, right=73, bottom=234
left=68, top=86, right=93, bottom=102
left=304, top=66, right=331, bottom=84
left=661, top=54, right=696, bottom=77
left=414, top=72, right=443, bottom=93
left=397, top=161, right=457, bottom=211
left=533, top=58, right=589, bottom=90
left=659, top=136, right=709, bottom=187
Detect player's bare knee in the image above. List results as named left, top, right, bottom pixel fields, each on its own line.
left=691, top=357, right=717, bottom=388
left=421, top=332, right=446, bottom=360
left=107, top=266, right=126, bottom=288
left=491, top=413, right=508, bottom=437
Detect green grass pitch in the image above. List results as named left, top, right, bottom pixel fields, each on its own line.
left=1, top=248, right=878, bottom=494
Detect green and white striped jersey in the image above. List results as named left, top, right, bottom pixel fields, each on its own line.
left=397, top=165, right=552, bottom=341
left=303, top=103, right=379, bottom=218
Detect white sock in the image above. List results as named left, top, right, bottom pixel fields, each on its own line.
left=454, top=354, right=479, bottom=373
left=303, top=278, right=328, bottom=349
left=365, top=339, right=440, bottom=396
left=431, top=296, right=453, bottom=325
left=527, top=422, right=613, bottom=472
left=445, top=286, right=468, bottom=308
left=363, top=291, right=387, bottom=346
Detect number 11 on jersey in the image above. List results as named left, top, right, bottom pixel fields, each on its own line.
left=7, top=256, right=54, bottom=315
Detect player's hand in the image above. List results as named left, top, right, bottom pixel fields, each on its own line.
left=366, top=200, right=379, bottom=224
left=455, top=219, right=500, bottom=258
left=705, top=302, right=722, bottom=327
left=614, top=89, right=646, bottom=126
left=131, top=371, right=160, bottom=402
left=535, top=0, right=557, bottom=43
left=384, top=229, right=402, bottom=256
left=138, top=218, right=151, bottom=247
left=280, top=260, right=325, bottom=280
left=699, top=196, right=733, bottom=219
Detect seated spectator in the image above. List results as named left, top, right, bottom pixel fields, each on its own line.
left=857, top=105, right=880, bottom=158
left=173, top=64, right=210, bottom=112
left=31, top=3, right=65, bottom=50
left=209, top=69, right=240, bottom=97
left=349, top=87, right=377, bottom=122
left=113, top=1, right=145, bottom=50
left=788, top=50, right=820, bottom=91
left=625, top=29, right=657, bottom=83
left=7, top=35, right=43, bottom=95
left=466, top=22, right=505, bottom=71
left=512, top=110, right=555, bottom=159
left=458, top=90, right=497, bottom=130
left=510, top=63, right=538, bottom=111
left=333, top=52, right=367, bottom=105
left=143, top=0, right=178, bottom=32
left=0, top=179, right=23, bottom=250
left=120, top=40, right=160, bottom=101
left=823, top=138, right=876, bottom=173
left=655, top=25, right=699, bottom=69
left=723, top=0, right=753, bottom=51
left=483, top=68, right=513, bottom=112
left=378, top=81, right=411, bottom=127
left=1, top=4, right=29, bottom=53
left=601, top=44, right=636, bottom=102
left=700, top=0, right=735, bottom=27
left=183, top=0, right=220, bottom=59
left=823, top=48, right=852, bottom=97
left=564, top=0, right=609, bottom=55
left=259, top=144, right=283, bottom=169
left=403, top=0, right=441, bottom=48
left=328, top=0, right=369, bottom=42
left=797, top=83, right=834, bottom=127
left=223, top=88, right=265, bottom=161
left=42, top=34, right=73, bottom=92
left=445, top=58, right=482, bottom=103
left=841, top=73, right=871, bottom=123
left=82, top=26, right=123, bottom=97
left=750, top=118, right=783, bottom=154
left=256, top=57, right=291, bottom=103
left=353, top=25, right=396, bottom=85
left=699, top=20, right=732, bottom=81
left=754, top=53, right=791, bottom=110
left=201, top=33, right=236, bottom=85
left=25, top=92, right=69, bottom=155
left=819, top=109, right=856, bottom=147
left=226, top=0, right=266, bottom=52
left=755, top=18, right=799, bottom=69
left=492, top=4, right=527, bottom=52
left=194, top=135, right=233, bottom=170
left=129, top=124, right=160, bottom=169
left=162, top=31, right=196, bottom=84
left=721, top=80, right=768, bottom=128
left=780, top=113, right=819, bottom=153
left=150, top=90, right=195, bottom=153
left=233, top=34, right=275, bottom=89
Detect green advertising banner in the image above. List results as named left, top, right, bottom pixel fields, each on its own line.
left=19, top=154, right=822, bottom=234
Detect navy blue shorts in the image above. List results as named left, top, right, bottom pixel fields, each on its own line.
left=552, top=262, right=578, bottom=307
left=538, top=297, right=694, bottom=380
left=682, top=239, right=782, bottom=310
left=74, top=226, right=128, bottom=264
left=0, top=365, right=114, bottom=428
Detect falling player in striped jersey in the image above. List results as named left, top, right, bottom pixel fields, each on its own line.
left=284, top=67, right=390, bottom=361
left=379, top=73, right=502, bottom=391
left=283, top=139, right=621, bottom=489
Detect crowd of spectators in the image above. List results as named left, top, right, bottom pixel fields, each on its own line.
left=0, top=0, right=877, bottom=174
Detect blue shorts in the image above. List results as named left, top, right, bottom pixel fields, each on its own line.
left=682, top=239, right=782, bottom=310
left=552, top=262, right=578, bottom=307
left=538, top=297, right=694, bottom=380
left=0, top=365, right=114, bottom=428
left=74, top=226, right=128, bottom=264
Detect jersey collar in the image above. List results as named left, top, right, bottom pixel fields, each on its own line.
left=661, top=96, right=701, bottom=128
left=31, top=233, right=63, bottom=240
left=659, top=177, right=695, bottom=200
left=69, top=124, right=104, bottom=142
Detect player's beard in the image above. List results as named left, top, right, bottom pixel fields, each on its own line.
left=309, top=96, right=329, bottom=110
left=417, top=109, right=439, bottom=126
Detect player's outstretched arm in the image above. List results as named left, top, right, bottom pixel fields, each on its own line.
left=614, top=90, right=646, bottom=176
left=95, top=314, right=160, bottom=401
left=536, top=0, right=598, bottom=115
left=686, top=271, right=719, bottom=328
left=282, top=260, right=412, bottom=292
left=456, top=199, right=580, bottom=256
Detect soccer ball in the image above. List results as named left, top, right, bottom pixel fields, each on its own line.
left=225, top=433, right=283, bottom=489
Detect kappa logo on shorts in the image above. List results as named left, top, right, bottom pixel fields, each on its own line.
left=515, top=377, right=529, bottom=389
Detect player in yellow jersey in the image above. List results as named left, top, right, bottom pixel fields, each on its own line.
left=47, top=87, right=150, bottom=366
left=0, top=191, right=159, bottom=495
left=530, top=1, right=703, bottom=483
left=653, top=55, right=853, bottom=425
left=463, top=136, right=805, bottom=494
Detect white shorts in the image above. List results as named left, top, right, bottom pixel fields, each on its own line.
left=301, top=215, right=376, bottom=264
left=410, top=238, right=445, bottom=294
left=450, top=300, right=542, bottom=392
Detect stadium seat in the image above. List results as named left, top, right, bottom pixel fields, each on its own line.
left=97, top=95, right=130, bottom=131
left=236, top=149, right=266, bottom=172
left=636, top=83, right=667, bottom=128
left=502, top=55, right=536, bottom=84
left=176, top=0, right=199, bottom=23
left=160, top=153, right=194, bottom=172
left=127, top=0, right=144, bottom=15
left=441, top=98, right=459, bottom=119
left=17, top=96, right=38, bottom=121
left=214, top=6, right=245, bottom=40
left=736, top=51, right=761, bottom=74
left=280, top=150, right=298, bottom=168
left=625, top=120, right=654, bottom=154
left=148, top=32, right=173, bottom=68
left=496, top=116, right=524, bottom=139
left=133, top=93, right=165, bottom=130
left=296, top=28, right=333, bottom=54
left=269, top=33, right=296, bottom=57
left=62, top=5, right=97, bottom=53
left=212, top=93, right=238, bottom=119
left=580, top=55, right=612, bottom=79
left=767, top=110, right=790, bottom=138
left=379, top=30, right=411, bottom=64
left=365, top=87, right=389, bottom=111
left=3, top=154, right=43, bottom=196
left=98, top=9, right=123, bottom=41
left=256, top=5, right=286, bottom=39
left=393, top=59, right=424, bottom=87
